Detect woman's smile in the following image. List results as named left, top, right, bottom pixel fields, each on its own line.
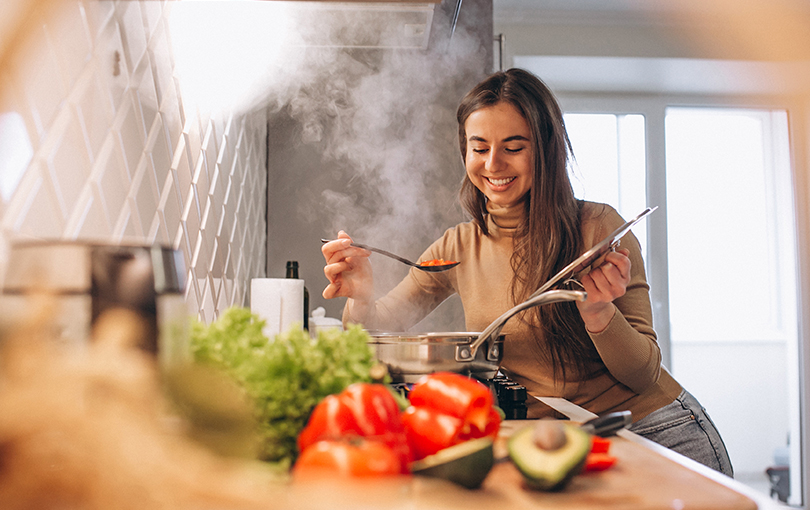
left=486, top=176, right=517, bottom=187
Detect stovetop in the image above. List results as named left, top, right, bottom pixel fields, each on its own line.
left=390, top=372, right=528, bottom=419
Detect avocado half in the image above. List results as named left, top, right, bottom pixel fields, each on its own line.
left=411, top=437, right=495, bottom=489
left=508, top=422, right=591, bottom=491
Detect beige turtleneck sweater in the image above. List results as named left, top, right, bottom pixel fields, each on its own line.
left=343, top=201, right=682, bottom=421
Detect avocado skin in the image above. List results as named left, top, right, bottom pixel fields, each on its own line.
left=521, top=454, right=587, bottom=491
left=508, top=422, right=591, bottom=491
left=411, top=438, right=495, bottom=489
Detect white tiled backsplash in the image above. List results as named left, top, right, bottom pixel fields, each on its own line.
left=0, top=0, right=268, bottom=322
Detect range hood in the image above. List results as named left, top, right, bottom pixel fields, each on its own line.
left=270, top=0, right=448, bottom=50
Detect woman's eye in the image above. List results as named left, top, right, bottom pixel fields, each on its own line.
left=472, top=148, right=489, bottom=154
left=505, top=147, right=524, bottom=154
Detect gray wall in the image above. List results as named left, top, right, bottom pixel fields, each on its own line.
left=265, top=0, right=494, bottom=330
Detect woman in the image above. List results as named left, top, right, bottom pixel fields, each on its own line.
left=321, top=68, right=733, bottom=477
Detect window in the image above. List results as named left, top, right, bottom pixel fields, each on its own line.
left=665, top=107, right=796, bottom=344
left=665, top=107, right=800, bottom=504
left=562, top=103, right=801, bottom=504
left=565, top=113, right=648, bottom=253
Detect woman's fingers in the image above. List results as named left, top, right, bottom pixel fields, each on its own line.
left=582, top=251, right=631, bottom=302
left=322, top=237, right=352, bottom=264
left=576, top=248, right=632, bottom=331
left=605, top=249, right=630, bottom=278
left=321, top=231, right=374, bottom=301
left=322, top=280, right=341, bottom=299
left=323, top=260, right=347, bottom=283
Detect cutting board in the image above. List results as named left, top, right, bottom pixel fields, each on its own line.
left=286, top=422, right=758, bottom=510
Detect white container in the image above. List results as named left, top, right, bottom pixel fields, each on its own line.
left=309, top=306, right=343, bottom=337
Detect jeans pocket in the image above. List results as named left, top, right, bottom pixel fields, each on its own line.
left=629, top=394, right=693, bottom=436
left=630, top=411, right=693, bottom=436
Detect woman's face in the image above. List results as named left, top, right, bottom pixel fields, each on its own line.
left=464, top=101, right=534, bottom=209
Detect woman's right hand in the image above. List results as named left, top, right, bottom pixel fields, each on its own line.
left=321, top=230, right=374, bottom=302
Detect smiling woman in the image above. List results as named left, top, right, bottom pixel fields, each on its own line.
left=321, top=68, right=734, bottom=478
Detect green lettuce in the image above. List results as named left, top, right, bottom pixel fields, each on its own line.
left=189, top=307, right=376, bottom=467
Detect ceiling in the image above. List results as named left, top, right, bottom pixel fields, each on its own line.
left=493, top=0, right=810, bottom=26
left=492, top=0, right=810, bottom=95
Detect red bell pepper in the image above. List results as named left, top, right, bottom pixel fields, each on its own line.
left=297, top=393, right=362, bottom=448
left=297, top=383, right=412, bottom=473
left=584, top=452, right=617, bottom=472
left=408, top=372, right=494, bottom=433
left=583, top=436, right=616, bottom=472
left=590, top=435, right=612, bottom=454
left=294, top=438, right=402, bottom=478
left=403, top=372, right=501, bottom=460
left=401, top=405, right=464, bottom=460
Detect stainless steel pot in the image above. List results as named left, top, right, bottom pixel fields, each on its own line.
left=368, top=331, right=505, bottom=383
left=1, top=240, right=188, bottom=360
left=368, top=289, right=586, bottom=383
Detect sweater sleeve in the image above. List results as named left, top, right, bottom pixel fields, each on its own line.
left=584, top=207, right=662, bottom=394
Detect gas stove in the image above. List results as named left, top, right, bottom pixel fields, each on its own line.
left=390, top=372, right=528, bottom=419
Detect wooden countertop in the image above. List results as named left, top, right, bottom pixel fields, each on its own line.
left=284, top=398, right=783, bottom=510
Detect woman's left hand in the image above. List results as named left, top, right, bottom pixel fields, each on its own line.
left=576, top=247, right=631, bottom=333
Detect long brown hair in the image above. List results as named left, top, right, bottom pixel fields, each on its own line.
left=457, top=68, right=600, bottom=382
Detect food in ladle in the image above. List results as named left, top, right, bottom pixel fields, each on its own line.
left=419, top=258, right=458, bottom=267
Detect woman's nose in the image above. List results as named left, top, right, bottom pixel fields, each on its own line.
left=486, top=151, right=504, bottom=172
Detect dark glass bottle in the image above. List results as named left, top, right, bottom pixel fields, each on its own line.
left=285, top=260, right=309, bottom=330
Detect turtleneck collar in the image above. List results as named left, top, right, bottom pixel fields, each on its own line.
left=485, top=200, right=526, bottom=236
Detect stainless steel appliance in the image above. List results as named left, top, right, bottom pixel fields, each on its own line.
left=1, top=241, right=188, bottom=363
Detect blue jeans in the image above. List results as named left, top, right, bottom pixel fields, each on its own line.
left=629, top=389, right=734, bottom=477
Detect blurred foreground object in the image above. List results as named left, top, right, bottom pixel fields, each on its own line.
left=0, top=241, right=189, bottom=364
left=0, top=299, right=286, bottom=510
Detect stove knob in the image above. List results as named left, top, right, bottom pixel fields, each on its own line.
left=499, top=384, right=527, bottom=403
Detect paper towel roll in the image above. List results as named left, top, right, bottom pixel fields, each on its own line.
left=250, top=278, right=304, bottom=339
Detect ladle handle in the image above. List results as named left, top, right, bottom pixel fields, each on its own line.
left=458, top=290, right=587, bottom=362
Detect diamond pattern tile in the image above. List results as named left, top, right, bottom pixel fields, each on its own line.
left=0, top=0, right=268, bottom=320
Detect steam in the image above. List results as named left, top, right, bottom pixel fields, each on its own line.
left=257, top=4, right=487, bottom=295
left=171, top=1, right=489, bottom=305
left=289, top=46, right=476, bottom=287
left=275, top=39, right=481, bottom=224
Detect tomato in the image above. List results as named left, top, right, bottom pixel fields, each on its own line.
left=408, top=372, right=494, bottom=433
left=294, top=438, right=402, bottom=478
left=584, top=453, right=617, bottom=472
left=298, top=383, right=412, bottom=473
left=401, top=405, right=464, bottom=460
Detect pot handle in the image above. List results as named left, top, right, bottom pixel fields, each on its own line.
left=455, top=289, right=587, bottom=362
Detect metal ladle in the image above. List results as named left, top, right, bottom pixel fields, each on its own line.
left=321, top=239, right=460, bottom=272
